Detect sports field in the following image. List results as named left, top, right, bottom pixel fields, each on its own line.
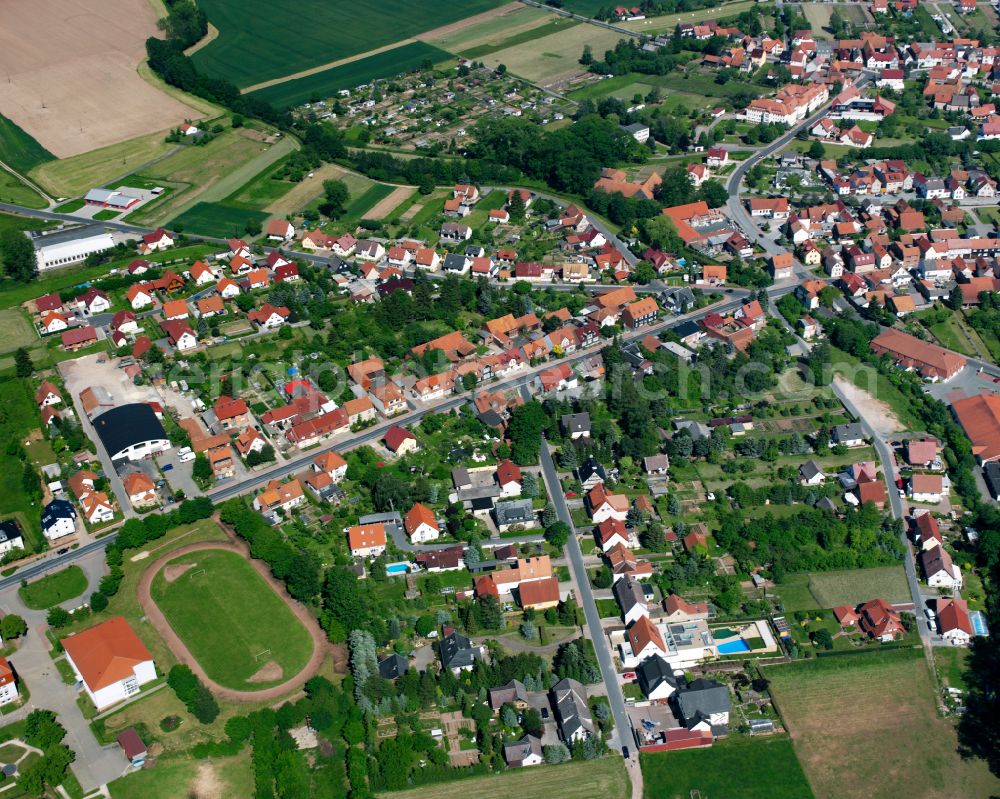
left=248, top=42, right=452, bottom=108
left=767, top=649, right=1000, bottom=799
left=641, top=737, right=814, bottom=799
left=192, top=0, right=504, bottom=88
left=777, top=566, right=911, bottom=612
left=379, top=758, right=629, bottom=799
left=151, top=549, right=313, bottom=691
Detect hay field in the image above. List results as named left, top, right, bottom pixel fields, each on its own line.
left=481, top=24, right=623, bottom=84
left=0, top=0, right=204, bottom=158
left=767, top=650, right=1000, bottom=799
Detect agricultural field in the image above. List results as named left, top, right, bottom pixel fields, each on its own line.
left=641, top=737, right=814, bottom=799
left=248, top=42, right=452, bottom=109
left=30, top=131, right=175, bottom=199
left=481, top=23, right=624, bottom=84
left=621, top=0, right=760, bottom=34
left=380, top=758, right=630, bottom=799
left=424, top=6, right=576, bottom=58
left=150, top=548, right=314, bottom=691
left=192, top=0, right=505, bottom=89
left=777, top=566, right=912, bottom=612
left=800, top=2, right=871, bottom=38
left=168, top=202, right=267, bottom=238
left=128, top=128, right=296, bottom=226
left=767, top=649, right=1000, bottom=799
left=0, top=0, right=204, bottom=159
left=18, top=565, right=88, bottom=610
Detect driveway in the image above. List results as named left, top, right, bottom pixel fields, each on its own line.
left=0, top=550, right=128, bottom=791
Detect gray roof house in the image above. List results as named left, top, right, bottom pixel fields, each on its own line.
left=577, top=457, right=607, bottom=490
left=636, top=655, right=679, bottom=700
left=643, top=454, right=669, bottom=475
left=502, top=734, right=543, bottom=767
left=561, top=412, right=591, bottom=439
left=613, top=574, right=648, bottom=624
left=378, top=654, right=409, bottom=680
left=799, top=459, right=826, bottom=485
left=439, top=630, right=483, bottom=673
left=489, top=679, right=532, bottom=710
left=551, top=677, right=594, bottom=743
left=675, top=678, right=731, bottom=736
left=832, top=422, right=865, bottom=447
left=493, top=499, right=536, bottom=532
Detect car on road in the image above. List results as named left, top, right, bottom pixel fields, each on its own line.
left=56, top=548, right=69, bottom=555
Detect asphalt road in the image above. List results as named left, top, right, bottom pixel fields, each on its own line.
left=538, top=435, right=634, bottom=754
left=0, top=535, right=116, bottom=592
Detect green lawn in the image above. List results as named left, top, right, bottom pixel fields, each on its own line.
left=777, top=566, right=912, bottom=612
left=193, top=0, right=501, bottom=88
left=343, top=183, right=397, bottom=222
left=107, top=750, right=254, bottom=799
left=0, top=379, right=48, bottom=549
left=767, top=649, right=999, bottom=799
left=927, top=316, right=973, bottom=357
left=641, top=736, right=814, bottom=799
left=18, top=565, right=89, bottom=609
left=248, top=42, right=453, bottom=108
left=150, top=549, right=313, bottom=690
left=0, top=114, right=55, bottom=174
left=0, top=168, right=46, bottom=209
left=934, top=647, right=969, bottom=691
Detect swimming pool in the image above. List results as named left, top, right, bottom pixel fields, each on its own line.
left=386, top=561, right=411, bottom=575
left=970, top=610, right=990, bottom=636
left=717, top=639, right=751, bottom=654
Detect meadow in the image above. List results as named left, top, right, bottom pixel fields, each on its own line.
left=192, top=0, right=502, bottom=88
left=150, top=548, right=313, bottom=690
left=380, top=758, right=629, bottom=799
left=777, top=566, right=912, bottom=612
left=481, top=24, right=623, bottom=83
left=30, top=131, right=172, bottom=199
left=248, top=42, right=452, bottom=108
left=169, top=202, right=268, bottom=239
left=641, top=737, right=814, bottom=799
left=767, top=649, right=1000, bottom=799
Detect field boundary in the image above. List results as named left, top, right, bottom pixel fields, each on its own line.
left=137, top=537, right=329, bottom=701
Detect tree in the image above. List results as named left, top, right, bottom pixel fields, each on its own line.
left=545, top=521, right=571, bottom=548
left=699, top=180, right=729, bottom=209
left=462, top=371, right=478, bottom=392
left=592, top=566, right=613, bottom=589
left=0, top=227, right=37, bottom=282
left=415, top=614, right=436, bottom=637
left=89, top=591, right=108, bottom=612
left=14, top=347, right=33, bottom=378
left=0, top=613, right=27, bottom=640
left=25, top=709, right=66, bottom=749
left=545, top=743, right=571, bottom=764
left=948, top=284, right=964, bottom=311
left=192, top=453, right=212, bottom=483
left=521, top=472, right=539, bottom=498
left=541, top=503, right=557, bottom=527
left=519, top=621, right=536, bottom=639
left=320, top=178, right=350, bottom=218
left=509, top=402, right=548, bottom=464
left=811, top=628, right=834, bottom=650
left=808, top=141, right=826, bottom=160
left=508, top=190, right=526, bottom=223
left=46, top=607, right=71, bottom=628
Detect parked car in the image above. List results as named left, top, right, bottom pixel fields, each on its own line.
left=162, top=464, right=174, bottom=471
left=179, top=452, right=195, bottom=463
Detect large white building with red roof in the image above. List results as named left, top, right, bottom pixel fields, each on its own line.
left=62, top=617, right=156, bottom=710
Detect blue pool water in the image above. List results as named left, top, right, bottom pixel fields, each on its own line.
left=718, top=639, right=751, bottom=654
left=970, top=610, right=990, bottom=636
left=386, top=562, right=410, bottom=575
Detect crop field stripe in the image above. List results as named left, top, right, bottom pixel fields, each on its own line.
left=0, top=113, right=55, bottom=174
left=169, top=202, right=268, bottom=238
left=248, top=42, right=453, bottom=108
left=192, top=0, right=504, bottom=88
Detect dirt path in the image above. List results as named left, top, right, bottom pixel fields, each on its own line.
left=832, top=376, right=903, bottom=437
left=366, top=185, right=415, bottom=220
left=136, top=529, right=331, bottom=702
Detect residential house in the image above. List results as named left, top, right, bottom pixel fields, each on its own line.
left=587, top=483, right=629, bottom=523
left=62, top=617, right=156, bottom=710
left=552, top=678, right=594, bottom=743
left=440, top=629, right=484, bottom=673
left=920, top=544, right=962, bottom=589
left=347, top=523, right=387, bottom=558
left=404, top=503, right=440, bottom=543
